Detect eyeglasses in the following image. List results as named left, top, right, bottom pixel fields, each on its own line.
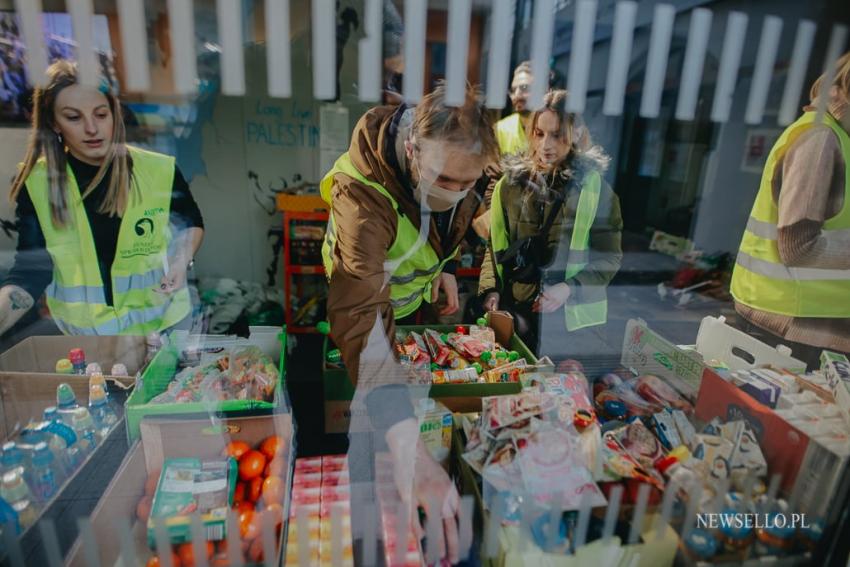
left=511, top=84, right=531, bottom=94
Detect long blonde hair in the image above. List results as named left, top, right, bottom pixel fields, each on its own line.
left=9, top=60, right=135, bottom=226
left=808, top=50, right=850, bottom=118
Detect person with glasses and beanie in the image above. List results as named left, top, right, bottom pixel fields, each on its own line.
left=0, top=60, right=203, bottom=338
left=480, top=89, right=622, bottom=358
left=731, top=51, right=850, bottom=368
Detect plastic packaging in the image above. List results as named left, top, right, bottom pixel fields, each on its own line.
left=634, top=374, right=694, bottom=413
left=70, top=408, right=98, bottom=455
left=30, top=442, right=58, bottom=501
left=0, top=469, right=37, bottom=530
left=55, top=383, right=79, bottom=426
left=88, top=384, right=118, bottom=442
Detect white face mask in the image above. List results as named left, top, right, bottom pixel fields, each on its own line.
left=413, top=182, right=470, bottom=212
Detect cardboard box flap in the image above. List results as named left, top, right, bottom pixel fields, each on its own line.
left=621, top=319, right=705, bottom=400
left=0, top=335, right=146, bottom=376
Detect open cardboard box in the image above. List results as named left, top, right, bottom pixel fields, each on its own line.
left=0, top=335, right=141, bottom=440
left=65, top=413, right=294, bottom=567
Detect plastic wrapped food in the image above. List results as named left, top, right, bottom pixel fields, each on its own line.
left=446, top=333, right=492, bottom=361
left=150, top=346, right=278, bottom=404
left=593, top=373, right=624, bottom=398
left=634, top=374, right=694, bottom=413
left=482, top=359, right=527, bottom=383
left=396, top=332, right=430, bottom=368
left=595, top=383, right=662, bottom=417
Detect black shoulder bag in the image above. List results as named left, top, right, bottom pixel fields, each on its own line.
left=494, top=193, right=565, bottom=285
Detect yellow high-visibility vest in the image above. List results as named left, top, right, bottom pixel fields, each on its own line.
left=731, top=111, right=850, bottom=318
left=495, top=113, right=528, bottom=156
left=321, top=153, right=457, bottom=319
left=26, top=146, right=190, bottom=335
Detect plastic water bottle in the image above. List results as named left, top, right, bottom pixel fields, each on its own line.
left=88, top=384, right=118, bottom=442
left=68, top=348, right=87, bottom=375
left=0, top=443, right=25, bottom=476
left=0, top=469, right=38, bottom=530
left=70, top=408, right=98, bottom=455
left=41, top=408, right=76, bottom=480
left=88, top=373, right=109, bottom=401
left=30, top=443, right=58, bottom=501
left=0, top=497, right=20, bottom=538
left=56, top=383, right=80, bottom=426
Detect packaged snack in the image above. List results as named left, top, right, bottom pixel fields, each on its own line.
left=423, top=330, right=452, bottom=366
left=720, top=421, right=768, bottom=480
left=651, top=410, right=682, bottom=450
left=481, top=392, right=558, bottom=430
left=593, top=373, right=623, bottom=397
left=634, top=374, right=693, bottom=413
left=446, top=333, right=491, bottom=361
left=615, top=419, right=667, bottom=473
left=598, top=430, right=662, bottom=488
left=482, top=359, right=527, bottom=383
left=690, top=434, right=734, bottom=486
left=672, top=409, right=697, bottom=448
left=595, top=384, right=662, bottom=417
left=396, top=332, right=430, bottom=368
left=431, top=367, right=479, bottom=384
left=470, top=318, right=496, bottom=344
left=822, top=350, right=850, bottom=427
left=147, top=457, right=237, bottom=545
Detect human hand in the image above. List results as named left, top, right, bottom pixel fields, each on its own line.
left=532, top=282, right=571, bottom=313
left=482, top=291, right=500, bottom=312
left=386, top=419, right=461, bottom=564
left=156, top=262, right=188, bottom=294
left=431, top=272, right=459, bottom=316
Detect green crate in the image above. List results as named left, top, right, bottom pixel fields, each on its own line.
left=125, top=331, right=287, bottom=441
left=322, top=324, right=536, bottom=432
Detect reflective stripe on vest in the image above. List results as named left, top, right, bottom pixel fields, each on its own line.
left=495, top=113, right=528, bottom=156
left=26, top=146, right=191, bottom=335
left=490, top=171, right=607, bottom=331
left=730, top=111, right=850, bottom=318
left=320, top=153, right=457, bottom=319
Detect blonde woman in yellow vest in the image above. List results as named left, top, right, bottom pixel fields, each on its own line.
left=480, top=90, right=623, bottom=357
left=0, top=60, right=204, bottom=337
left=731, top=51, right=850, bottom=367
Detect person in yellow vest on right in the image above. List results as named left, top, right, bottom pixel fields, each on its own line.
left=731, top=51, right=850, bottom=368
left=0, top=60, right=203, bottom=338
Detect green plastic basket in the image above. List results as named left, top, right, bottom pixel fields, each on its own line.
left=125, top=330, right=287, bottom=441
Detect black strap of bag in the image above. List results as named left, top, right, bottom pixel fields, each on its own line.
left=495, top=192, right=566, bottom=284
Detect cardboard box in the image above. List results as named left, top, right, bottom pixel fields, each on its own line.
left=0, top=335, right=141, bottom=440
left=65, top=414, right=294, bottom=567
left=695, top=368, right=849, bottom=523
left=323, top=323, right=535, bottom=434
left=822, top=351, right=850, bottom=428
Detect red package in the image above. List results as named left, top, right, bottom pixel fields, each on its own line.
left=423, top=330, right=452, bottom=366
left=446, top=333, right=490, bottom=360
left=635, top=374, right=694, bottom=413
left=293, top=472, right=323, bottom=489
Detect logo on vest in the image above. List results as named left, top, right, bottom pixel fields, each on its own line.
left=122, top=217, right=162, bottom=258
left=134, top=217, right=155, bottom=238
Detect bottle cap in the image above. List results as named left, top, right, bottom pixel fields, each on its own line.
left=472, top=363, right=483, bottom=375
left=55, top=359, right=73, bottom=374
left=110, top=363, right=129, bottom=377
left=316, top=321, right=331, bottom=335
left=85, top=363, right=102, bottom=376
left=68, top=349, right=86, bottom=365
left=603, top=400, right=627, bottom=419
left=326, top=349, right=342, bottom=364
left=89, top=384, right=108, bottom=405
left=454, top=325, right=466, bottom=335
left=684, top=528, right=718, bottom=559
left=508, top=351, right=520, bottom=362
left=480, top=352, right=492, bottom=362
left=573, top=408, right=594, bottom=429
left=476, top=317, right=487, bottom=327
left=496, top=351, right=508, bottom=360
left=440, top=334, right=448, bottom=343
left=56, top=383, right=77, bottom=408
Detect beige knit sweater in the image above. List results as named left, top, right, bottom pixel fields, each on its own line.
left=736, top=115, right=850, bottom=352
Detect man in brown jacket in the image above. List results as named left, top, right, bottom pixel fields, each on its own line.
left=321, top=84, right=498, bottom=563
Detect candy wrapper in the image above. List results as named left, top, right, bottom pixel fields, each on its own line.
left=652, top=410, right=682, bottom=450
left=672, top=409, right=697, bottom=448
left=599, top=430, right=664, bottom=488
left=595, top=383, right=662, bottom=417
left=431, top=367, right=479, bottom=384
left=482, top=392, right=559, bottom=431
left=423, top=330, right=452, bottom=366
left=469, top=324, right=496, bottom=344
left=614, top=419, right=667, bottom=474
left=482, top=359, right=527, bottom=383
left=446, top=333, right=492, bottom=360
left=593, top=373, right=624, bottom=398
left=523, top=372, right=594, bottom=424
left=634, top=374, right=694, bottom=413
left=515, top=425, right=607, bottom=510
left=396, top=332, right=430, bottom=368
left=482, top=441, right=522, bottom=493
